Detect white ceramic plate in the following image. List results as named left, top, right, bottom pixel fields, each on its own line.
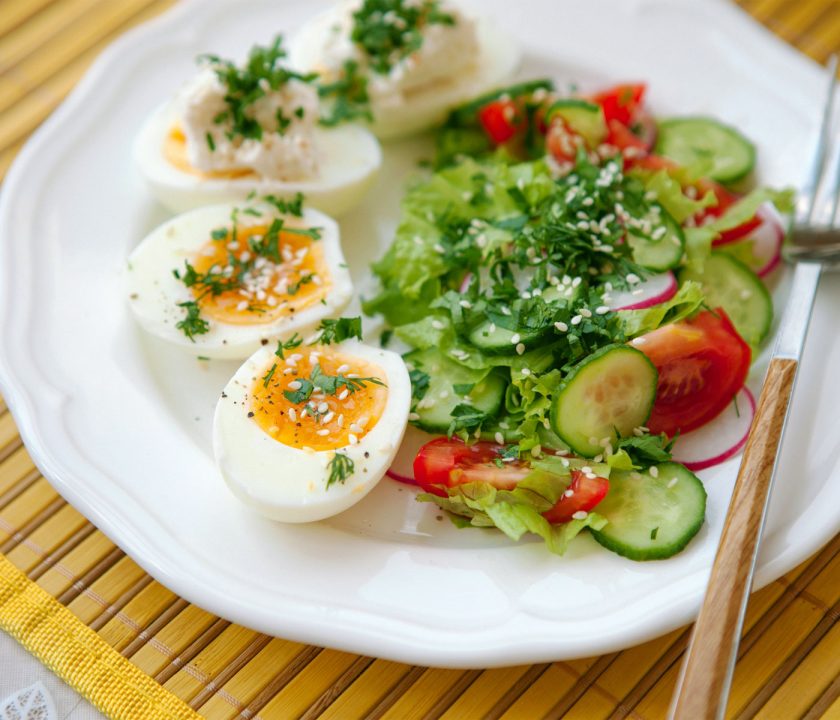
left=1, top=0, right=838, bottom=668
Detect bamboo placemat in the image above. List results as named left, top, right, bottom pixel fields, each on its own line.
left=1, top=0, right=839, bottom=718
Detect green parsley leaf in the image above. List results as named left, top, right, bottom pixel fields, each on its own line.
left=175, top=301, right=209, bottom=341
left=283, top=378, right=315, bottom=404
left=261, top=363, right=278, bottom=388
left=274, top=333, right=303, bottom=359
left=316, top=316, right=363, bottom=344
left=327, top=451, right=354, bottom=488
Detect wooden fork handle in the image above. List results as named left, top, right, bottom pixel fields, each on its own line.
left=670, top=357, right=799, bottom=720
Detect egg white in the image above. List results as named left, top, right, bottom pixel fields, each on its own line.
left=126, top=202, right=352, bottom=359
left=214, top=340, right=411, bottom=522
left=289, top=8, right=521, bottom=140
left=134, top=103, right=382, bottom=216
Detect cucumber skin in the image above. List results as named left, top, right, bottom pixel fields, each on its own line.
left=549, top=344, right=658, bottom=457
left=628, top=206, right=685, bottom=271
left=656, top=117, right=756, bottom=185
left=591, top=463, right=707, bottom=561
left=467, top=321, right=548, bottom=356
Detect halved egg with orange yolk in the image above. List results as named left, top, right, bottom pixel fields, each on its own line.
left=126, top=201, right=352, bottom=359
left=134, top=103, right=381, bottom=216
left=214, top=340, right=410, bottom=522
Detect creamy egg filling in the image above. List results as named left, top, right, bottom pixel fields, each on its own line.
left=250, top=350, right=388, bottom=451
left=186, top=222, right=330, bottom=326
left=164, top=125, right=255, bottom=179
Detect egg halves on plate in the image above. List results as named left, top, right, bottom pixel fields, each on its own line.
left=126, top=200, right=352, bottom=359
left=214, top=340, right=411, bottom=522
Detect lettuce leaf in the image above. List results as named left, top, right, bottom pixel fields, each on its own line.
left=618, top=280, right=705, bottom=337
left=638, top=169, right=717, bottom=223
left=418, top=469, right=608, bottom=555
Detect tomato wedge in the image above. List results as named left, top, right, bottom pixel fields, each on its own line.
left=413, top=439, right=609, bottom=524
left=630, top=309, right=750, bottom=436
left=591, top=83, right=646, bottom=126
left=478, top=99, right=526, bottom=145
left=413, top=438, right=529, bottom=497
left=606, top=119, right=648, bottom=160
left=542, top=470, right=609, bottom=524
left=546, top=117, right=584, bottom=163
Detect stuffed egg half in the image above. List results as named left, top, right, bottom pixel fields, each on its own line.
left=214, top=340, right=411, bottom=522
left=289, top=0, right=521, bottom=139
left=135, top=38, right=381, bottom=215
left=126, top=201, right=352, bottom=359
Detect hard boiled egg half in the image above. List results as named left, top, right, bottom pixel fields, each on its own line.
left=214, top=339, right=410, bottom=522
left=135, top=39, right=381, bottom=216
left=126, top=200, right=352, bottom=359
left=289, top=0, right=521, bottom=139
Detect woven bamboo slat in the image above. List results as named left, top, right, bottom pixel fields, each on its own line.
left=0, top=0, right=839, bottom=717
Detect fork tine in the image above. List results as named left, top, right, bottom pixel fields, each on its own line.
left=801, top=54, right=838, bottom=224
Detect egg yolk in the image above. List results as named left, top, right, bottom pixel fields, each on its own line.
left=164, top=125, right=254, bottom=179
left=250, top=349, right=388, bottom=451
left=190, top=223, right=329, bottom=325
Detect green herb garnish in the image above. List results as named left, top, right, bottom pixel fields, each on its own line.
left=327, top=451, right=354, bottom=488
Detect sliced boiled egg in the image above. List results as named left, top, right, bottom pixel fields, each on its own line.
left=126, top=201, right=352, bottom=359
left=289, top=1, right=521, bottom=139
left=135, top=43, right=381, bottom=216
left=214, top=340, right=410, bottom=522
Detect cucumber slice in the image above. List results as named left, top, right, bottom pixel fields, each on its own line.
left=406, top=348, right=506, bottom=433
left=627, top=204, right=685, bottom=271
left=591, top=463, right=707, bottom=560
left=448, top=79, right=555, bottom=127
left=550, top=345, right=658, bottom=457
left=678, top=252, right=772, bottom=345
left=656, top=117, right=756, bottom=185
left=467, top=321, right=548, bottom=355
left=546, top=99, right=607, bottom=146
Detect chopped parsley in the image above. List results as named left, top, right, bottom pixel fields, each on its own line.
left=409, top=368, right=430, bottom=401
left=316, top=316, right=363, bottom=344
left=350, top=0, right=455, bottom=74
left=274, top=333, right=303, bottom=359
left=262, top=192, right=305, bottom=217
left=327, top=451, right=354, bottom=488
left=175, top=301, right=209, bottom=341
left=198, top=35, right=316, bottom=144
left=317, top=60, right=372, bottom=127
left=287, top=274, right=314, bottom=296
left=261, top=363, right=278, bottom=388
left=283, top=363, right=385, bottom=404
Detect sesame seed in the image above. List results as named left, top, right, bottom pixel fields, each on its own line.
left=459, top=300, right=472, bottom=309
left=337, top=389, right=349, bottom=401
left=495, top=432, right=504, bottom=445
left=564, top=489, right=575, bottom=497
left=288, top=408, right=297, bottom=422
left=408, top=412, right=420, bottom=421
left=667, top=477, right=678, bottom=488
left=571, top=315, right=582, bottom=325
left=349, top=423, right=363, bottom=434
left=561, top=458, right=570, bottom=467
left=501, top=306, right=512, bottom=316
left=596, top=305, right=610, bottom=315
left=349, top=433, right=359, bottom=445
left=337, top=414, right=344, bottom=427
left=554, top=321, right=568, bottom=332
left=317, top=402, right=329, bottom=414
left=571, top=277, right=582, bottom=288
left=236, top=301, right=248, bottom=311
left=579, top=308, right=592, bottom=318
left=626, top=273, right=641, bottom=285
left=510, top=333, right=521, bottom=344
left=515, top=343, right=525, bottom=355
left=323, top=411, right=334, bottom=424
left=317, top=429, right=330, bottom=436
left=650, top=466, right=660, bottom=478
left=431, top=320, right=445, bottom=330
left=572, top=511, right=588, bottom=520
left=336, top=364, right=350, bottom=374
left=521, top=368, right=531, bottom=376
left=581, top=466, right=592, bottom=474
left=439, top=390, right=449, bottom=399
left=633, top=337, right=647, bottom=345
left=288, top=380, right=302, bottom=390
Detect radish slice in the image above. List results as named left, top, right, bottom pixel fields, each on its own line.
left=671, top=387, right=756, bottom=471
left=459, top=272, right=473, bottom=293
left=607, top=271, right=677, bottom=311
left=716, top=204, right=784, bottom=278
left=386, top=425, right=436, bottom=486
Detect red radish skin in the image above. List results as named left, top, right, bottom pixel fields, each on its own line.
left=386, top=468, right=416, bottom=486
left=459, top=272, right=473, bottom=293
left=671, top=387, right=756, bottom=471
left=608, top=271, right=678, bottom=311
left=386, top=425, right=433, bottom=486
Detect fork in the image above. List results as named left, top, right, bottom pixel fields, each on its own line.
left=669, top=54, right=839, bottom=720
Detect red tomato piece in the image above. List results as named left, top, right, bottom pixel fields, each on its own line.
left=630, top=309, right=750, bottom=436
left=413, top=438, right=529, bottom=497
left=542, top=470, right=609, bottom=524
left=591, top=83, right=646, bottom=126
left=478, top=99, right=525, bottom=145
left=606, top=119, right=648, bottom=163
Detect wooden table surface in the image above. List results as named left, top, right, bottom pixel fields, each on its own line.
left=0, top=0, right=839, bottom=718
